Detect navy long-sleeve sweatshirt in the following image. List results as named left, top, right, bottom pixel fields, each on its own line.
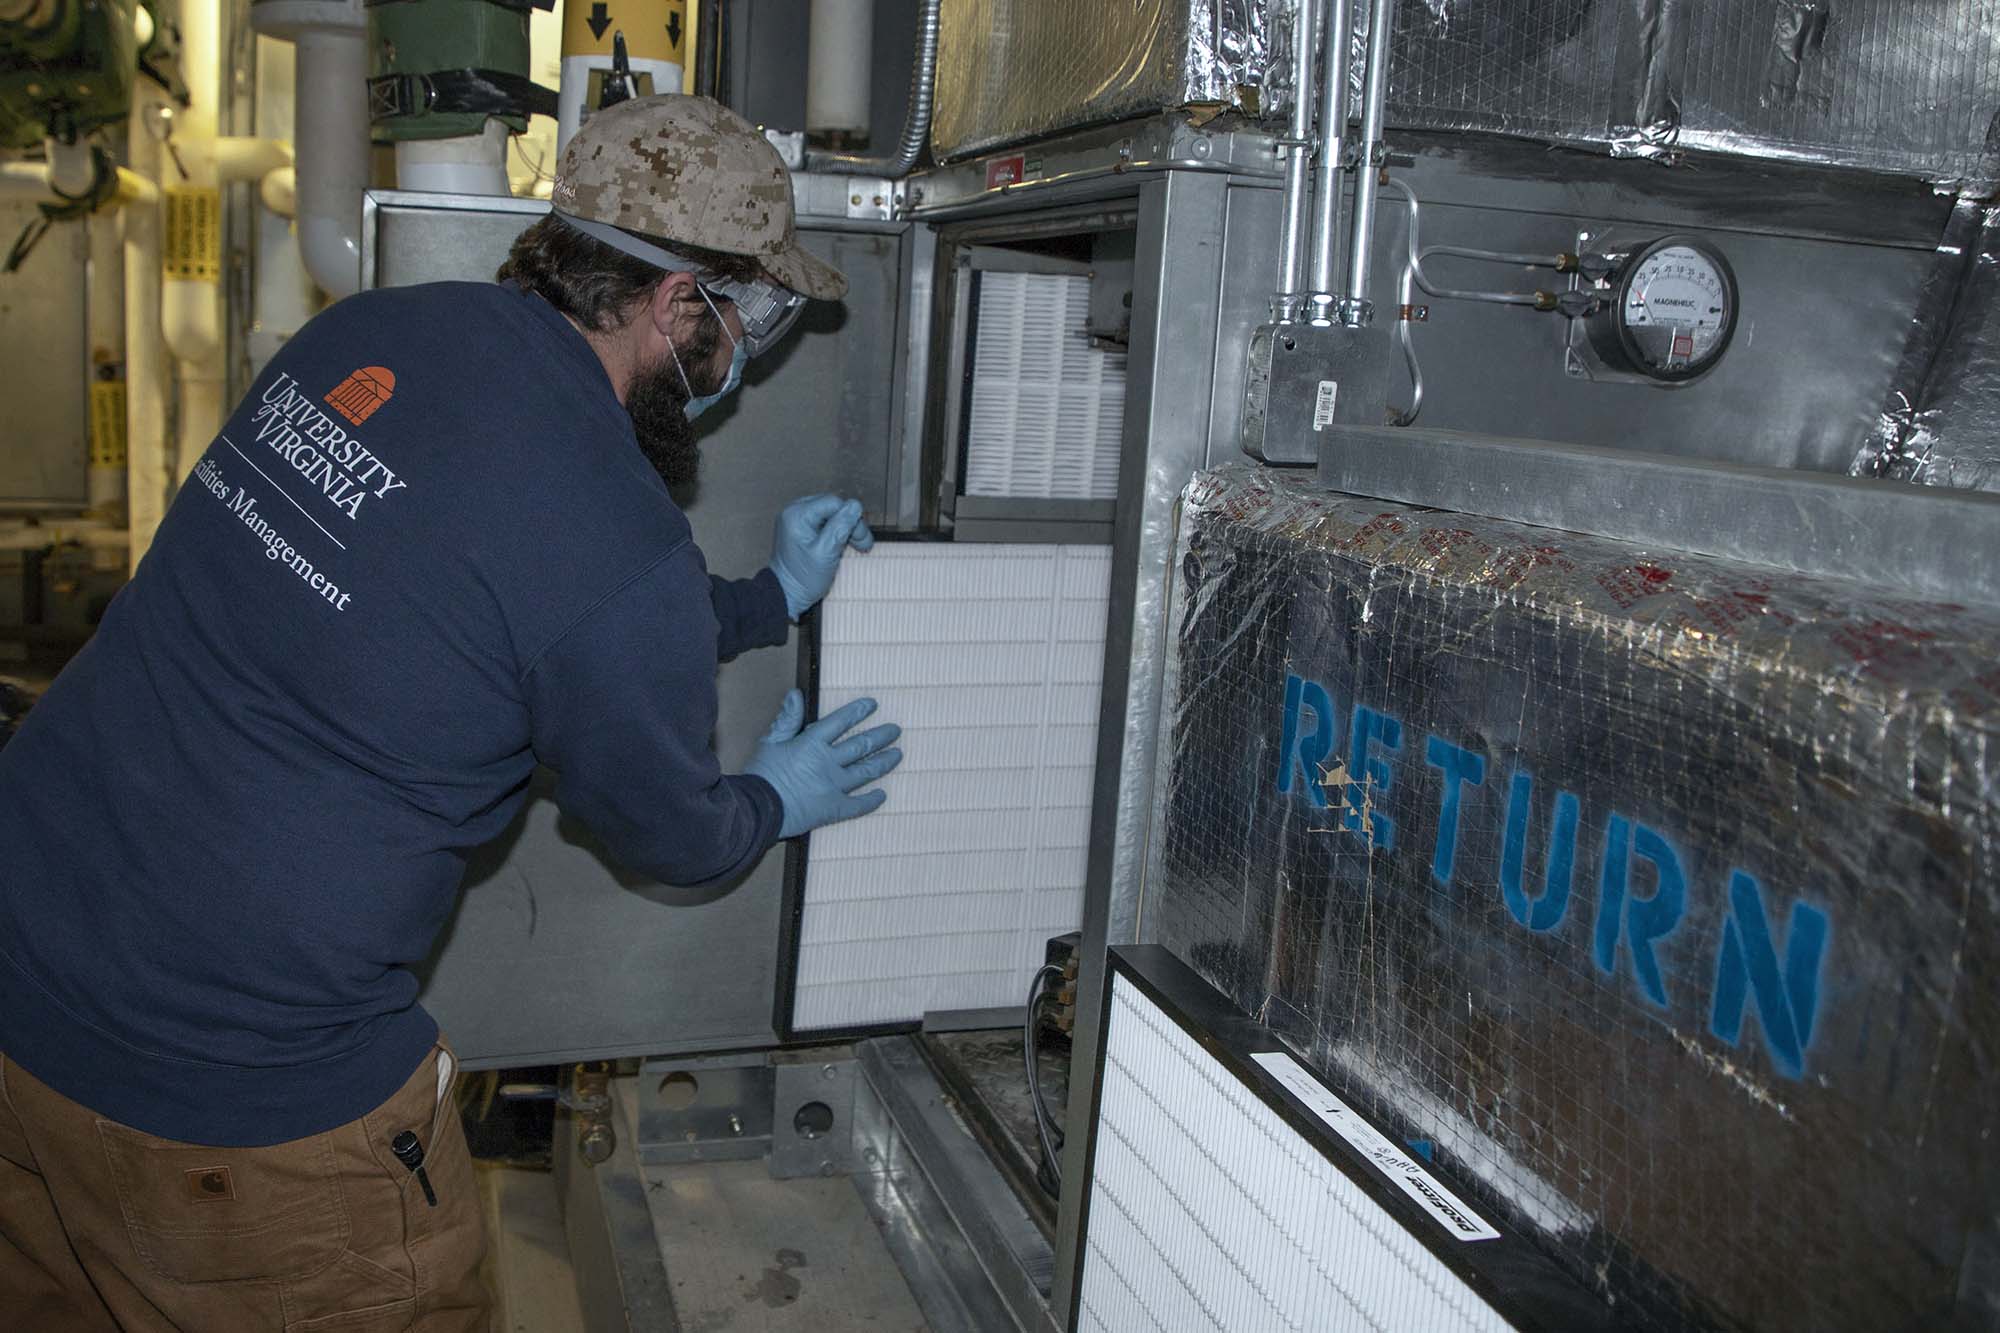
left=0, top=280, right=789, bottom=1146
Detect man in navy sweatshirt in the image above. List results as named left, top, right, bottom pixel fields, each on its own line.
left=0, top=95, right=900, bottom=1331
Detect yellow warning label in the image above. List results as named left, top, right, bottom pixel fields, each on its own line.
left=89, top=380, right=128, bottom=468
left=562, top=0, right=686, bottom=64
left=163, top=187, right=222, bottom=282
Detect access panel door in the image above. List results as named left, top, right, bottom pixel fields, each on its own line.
left=358, top=190, right=913, bottom=1066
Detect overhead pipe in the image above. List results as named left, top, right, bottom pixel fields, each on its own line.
left=86, top=207, right=128, bottom=521
left=806, top=0, right=938, bottom=177
left=1305, top=0, right=1352, bottom=323
left=1271, top=0, right=1320, bottom=322
left=807, top=0, right=874, bottom=146
left=0, top=159, right=156, bottom=204
left=1342, top=0, right=1396, bottom=324
left=125, top=90, right=170, bottom=569
left=253, top=0, right=370, bottom=299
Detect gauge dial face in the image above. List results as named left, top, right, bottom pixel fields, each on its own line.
left=1614, top=239, right=1738, bottom=380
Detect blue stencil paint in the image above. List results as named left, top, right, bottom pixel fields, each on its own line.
left=1594, top=816, right=1688, bottom=1007
left=1499, top=772, right=1579, bottom=932
left=1342, top=705, right=1403, bottom=851
left=1711, top=870, right=1830, bottom=1078
left=1426, top=736, right=1486, bottom=887
left=1276, top=674, right=1342, bottom=808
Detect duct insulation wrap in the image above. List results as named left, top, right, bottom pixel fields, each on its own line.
left=931, top=0, right=1277, bottom=161
left=1855, top=199, right=2000, bottom=492
left=1143, top=464, right=2000, bottom=1330
left=930, top=0, right=1994, bottom=185
left=1385, top=0, right=2000, bottom=187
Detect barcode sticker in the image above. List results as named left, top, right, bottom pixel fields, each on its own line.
left=1312, top=379, right=1339, bottom=431
left=1252, top=1050, right=1501, bottom=1242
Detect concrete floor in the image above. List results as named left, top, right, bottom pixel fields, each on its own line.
left=479, top=1155, right=929, bottom=1332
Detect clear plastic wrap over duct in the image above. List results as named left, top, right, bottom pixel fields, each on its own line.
left=1855, top=200, right=2000, bottom=491
left=931, top=0, right=1997, bottom=188
left=1143, top=464, right=2000, bottom=1329
left=930, top=0, right=1275, bottom=161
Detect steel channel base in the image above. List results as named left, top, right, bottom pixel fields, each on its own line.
left=853, top=1036, right=1061, bottom=1333
left=1318, top=424, right=2000, bottom=608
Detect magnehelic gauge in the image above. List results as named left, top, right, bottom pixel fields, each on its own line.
left=1583, top=235, right=1739, bottom=383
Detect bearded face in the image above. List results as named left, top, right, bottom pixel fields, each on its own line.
left=624, top=309, right=727, bottom=489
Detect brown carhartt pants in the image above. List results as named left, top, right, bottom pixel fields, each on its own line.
left=0, top=1044, right=489, bottom=1331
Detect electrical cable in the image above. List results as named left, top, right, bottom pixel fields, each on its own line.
left=1023, top=962, right=1066, bottom=1195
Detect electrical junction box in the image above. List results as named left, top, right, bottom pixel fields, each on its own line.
left=1241, top=321, right=1397, bottom=466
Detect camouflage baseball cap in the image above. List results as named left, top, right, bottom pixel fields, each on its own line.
left=551, top=94, right=847, bottom=301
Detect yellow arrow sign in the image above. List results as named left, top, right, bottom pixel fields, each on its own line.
left=561, top=0, right=687, bottom=64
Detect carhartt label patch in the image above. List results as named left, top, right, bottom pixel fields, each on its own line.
left=185, top=1165, right=235, bottom=1203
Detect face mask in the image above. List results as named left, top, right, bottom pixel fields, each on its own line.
left=669, top=284, right=745, bottom=421
left=683, top=335, right=746, bottom=421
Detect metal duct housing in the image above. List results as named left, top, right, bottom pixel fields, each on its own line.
left=1145, top=463, right=2000, bottom=1329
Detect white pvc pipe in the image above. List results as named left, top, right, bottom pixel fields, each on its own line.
left=160, top=0, right=224, bottom=485
left=393, top=120, right=511, bottom=195
left=807, top=0, right=874, bottom=137
left=294, top=25, right=369, bottom=299
left=260, top=165, right=298, bottom=218
left=87, top=209, right=128, bottom=519
left=44, top=136, right=97, bottom=198
left=124, top=95, right=171, bottom=570
left=0, top=162, right=58, bottom=199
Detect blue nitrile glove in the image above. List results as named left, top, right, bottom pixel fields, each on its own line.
left=745, top=690, right=902, bottom=839
left=769, top=494, right=875, bottom=620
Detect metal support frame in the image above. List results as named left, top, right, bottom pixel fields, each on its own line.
left=1318, top=423, right=2000, bottom=607
left=851, top=1037, right=1058, bottom=1333
left=1053, top=168, right=1236, bottom=1318
left=556, top=1087, right=681, bottom=1333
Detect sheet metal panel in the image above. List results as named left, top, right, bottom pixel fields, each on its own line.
left=360, top=192, right=909, bottom=1065
left=0, top=200, right=89, bottom=508
left=1142, top=463, right=2000, bottom=1328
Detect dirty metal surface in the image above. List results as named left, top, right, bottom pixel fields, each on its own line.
left=641, top=1157, right=930, bottom=1332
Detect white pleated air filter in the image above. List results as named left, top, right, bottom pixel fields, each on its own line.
left=963, top=270, right=1127, bottom=501
left=789, top=543, right=1112, bottom=1033
left=1079, top=970, right=1517, bottom=1333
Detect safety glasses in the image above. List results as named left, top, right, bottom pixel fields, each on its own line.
left=696, top=271, right=806, bottom=358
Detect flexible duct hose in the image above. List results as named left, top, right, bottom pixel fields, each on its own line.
left=806, top=0, right=938, bottom=177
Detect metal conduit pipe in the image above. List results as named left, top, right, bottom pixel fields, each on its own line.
left=1342, top=0, right=1395, bottom=323
left=1272, top=0, right=1319, bottom=321
left=806, top=0, right=939, bottom=177
left=1305, top=0, right=1351, bottom=323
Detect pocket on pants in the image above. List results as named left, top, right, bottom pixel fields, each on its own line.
left=97, top=1118, right=349, bottom=1284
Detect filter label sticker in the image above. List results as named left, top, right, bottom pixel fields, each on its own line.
left=1251, top=1050, right=1501, bottom=1242
left=164, top=187, right=222, bottom=282
left=1313, top=379, right=1339, bottom=431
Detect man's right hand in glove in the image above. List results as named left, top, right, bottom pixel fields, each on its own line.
left=745, top=690, right=903, bottom=839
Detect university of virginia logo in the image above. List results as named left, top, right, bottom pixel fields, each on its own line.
left=324, top=365, right=396, bottom=426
